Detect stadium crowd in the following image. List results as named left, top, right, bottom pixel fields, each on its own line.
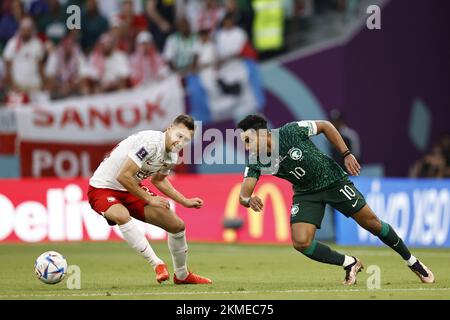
left=410, top=135, right=450, bottom=178
left=0, top=0, right=359, bottom=105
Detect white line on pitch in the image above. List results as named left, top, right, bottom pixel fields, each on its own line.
left=343, top=250, right=450, bottom=258
left=1, top=287, right=449, bottom=298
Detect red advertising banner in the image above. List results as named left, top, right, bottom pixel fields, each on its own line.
left=0, top=175, right=293, bottom=244
left=20, top=142, right=115, bottom=178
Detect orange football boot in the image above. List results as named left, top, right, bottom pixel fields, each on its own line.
left=155, top=264, right=169, bottom=283
left=174, top=272, right=212, bottom=285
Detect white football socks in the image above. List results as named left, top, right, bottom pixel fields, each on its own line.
left=168, top=230, right=189, bottom=280
left=119, top=219, right=163, bottom=269
left=342, top=255, right=356, bottom=268
left=406, top=255, right=417, bottom=266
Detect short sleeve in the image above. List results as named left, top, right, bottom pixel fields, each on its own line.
left=35, top=40, right=44, bottom=61
left=115, top=52, right=131, bottom=77
left=78, top=54, right=88, bottom=74
left=79, top=55, right=92, bottom=78
left=163, top=36, right=175, bottom=62
left=244, top=165, right=261, bottom=180
left=127, top=143, right=157, bottom=168
left=44, top=52, right=58, bottom=77
left=3, top=37, right=16, bottom=61
left=193, top=41, right=201, bottom=55
left=296, top=120, right=318, bottom=139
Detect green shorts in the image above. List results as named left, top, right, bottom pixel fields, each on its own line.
left=290, top=178, right=366, bottom=228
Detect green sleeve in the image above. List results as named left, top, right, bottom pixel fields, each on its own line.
left=289, top=120, right=318, bottom=140
left=244, top=165, right=261, bottom=180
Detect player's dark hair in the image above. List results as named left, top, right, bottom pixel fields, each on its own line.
left=173, top=114, right=195, bottom=131
left=237, top=114, right=268, bottom=131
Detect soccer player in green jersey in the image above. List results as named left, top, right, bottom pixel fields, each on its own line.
left=237, top=115, right=435, bottom=285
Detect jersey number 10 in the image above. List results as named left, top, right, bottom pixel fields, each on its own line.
left=289, top=167, right=306, bottom=179
left=339, top=185, right=356, bottom=200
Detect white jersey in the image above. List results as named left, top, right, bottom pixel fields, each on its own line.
left=89, top=130, right=178, bottom=191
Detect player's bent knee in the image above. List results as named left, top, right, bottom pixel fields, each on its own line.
left=112, top=212, right=131, bottom=225
left=292, top=239, right=312, bottom=252
left=364, top=219, right=382, bottom=235
left=177, top=221, right=186, bottom=233
left=168, top=220, right=185, bottom=234
left=105, top=207, right=131, bottom=225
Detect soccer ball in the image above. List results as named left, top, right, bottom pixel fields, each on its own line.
left=34, top=251, right=68, bottom=284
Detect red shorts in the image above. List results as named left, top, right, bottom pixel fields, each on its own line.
left=87, top=185, right=155, bottom=225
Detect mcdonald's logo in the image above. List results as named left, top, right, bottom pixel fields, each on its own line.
left=223, top=182, right=289, bottom=243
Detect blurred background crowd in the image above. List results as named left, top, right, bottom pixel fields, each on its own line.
left=0, top=0, right=366, bottom=104
left=0, top=0, right=448, bottom=249
left=329, top=110, right=450, bottom=179
left=0, top=0, right=448, bottom=179
left=410, top=135, right=450, bottom=178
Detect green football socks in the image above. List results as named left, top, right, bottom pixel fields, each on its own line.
left=298, top=222, right=411, bottom=266
left=301, top=240, right=345, bottom=266
left=378, top=221, right=411, bottom=260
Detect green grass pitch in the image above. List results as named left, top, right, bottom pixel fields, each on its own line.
left=0, top=242, right=449, bottom=300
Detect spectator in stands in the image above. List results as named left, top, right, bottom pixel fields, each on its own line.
left=216, top=13, right=248, bottom=63
left=3, top=16, right=45, bottom=104
left=197, top=0, right=225, bottom=34
left=145, top=0, right=176, bottom=52
left=0, top=0, right=25, bottom=49
left=182, top=0, right=203, bottom=33
left=81, top=33, right=131, bottom=94
left=251, top=0, right=285, bottom=59
left=115, top=0, right=149, bottom=54
left=28, top=0, right=50, bottom=19
left=410, top=134, right=450, bottom=178
left=80, top=0, right=109, bottom=53
left=95, top=0, right=143, bottom=22
left=193, top=27, right=218, bottom=72
left=109, top=15, right=132, bottom=53
left=192, top=27, right=219, bottom=93
left=129, top=31, right=169, bottom=87
left=410, top=144, right=447, bottom=178
left=163, top=16, right=197, bottom=75
left=329, top=109, right=361, bottom=169
left=215, top=12, right=248, bottom=95
left=44, top=32, right=87, bottom=100
left=440, top=134, right=450, bottom=176
left=224, top=0, right=253, bottom=40
left=0, top=59, right=5, bottom=103
left=36, top=0, right=67, bottom=45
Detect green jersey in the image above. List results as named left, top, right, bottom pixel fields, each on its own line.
left=244, top=121, right=348, bottom=194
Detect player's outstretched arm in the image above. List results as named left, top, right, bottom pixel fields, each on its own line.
left=116, top=157, right=170, bottom=209
left=239, top=177, right=263, bottom=212
left=151, top=173, right=203, bottom=209
left=315, top=120, right=361, bottom=176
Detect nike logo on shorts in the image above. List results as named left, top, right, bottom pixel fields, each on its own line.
left=352, top=199, right=359, bottom=207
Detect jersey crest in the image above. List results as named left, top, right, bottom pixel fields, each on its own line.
left=289, top=147, right=303, bottom=161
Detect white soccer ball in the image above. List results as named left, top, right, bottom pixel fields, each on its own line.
left=34, top=251, right=68, bottom=284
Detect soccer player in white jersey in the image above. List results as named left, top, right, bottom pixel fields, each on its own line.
left=88, top=115, right=212, bottom=285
